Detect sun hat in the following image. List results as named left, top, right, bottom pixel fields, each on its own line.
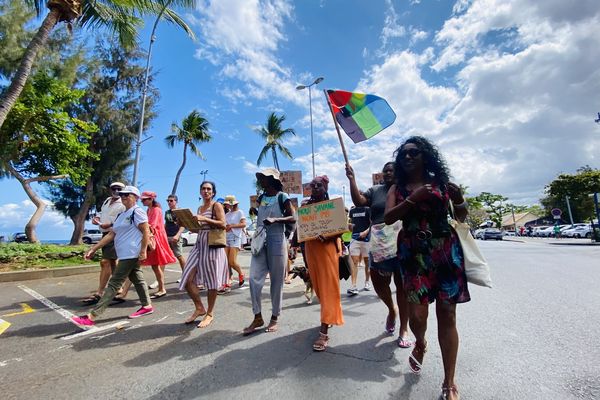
left=256, top=167, right=281, bottom=183
left=119, top=186, right=141, bottom=197
left=224, top=195, right=239, bottom=205
left=140, top=191, right=157, bottom=200
left=110, top=181, right=125, bottom=189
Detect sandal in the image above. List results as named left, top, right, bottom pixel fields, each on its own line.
left=408, top=342, right=427, bottom=374
left=441, top=384, right=460, bottom=400
left=312, top=332, right=329, bottom=352
left=242, top=317, right=265, bottom=336
left=81, top=293, right=101, bottom=305
left=150, top=291, right=167, bottom=299
left=239, top=274, right=245, bottom=287
left=385, top=313, right=396, bottom=335
left=184, top=308, right=207, bottom=324
left=397, top=336, right=413, bottom=348
left=265, top=318, right=278, bottom=333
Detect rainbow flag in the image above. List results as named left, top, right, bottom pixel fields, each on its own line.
left=326, top=89, right=396, bottom=143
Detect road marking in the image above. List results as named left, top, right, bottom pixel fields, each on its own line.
left=0, top=318, right=10, bottom=335
left=18, top=285, right=76, bottom=322
left=2, top=303, right=35, bottom=317
left=155, top=316, right=169, bottom=323
left=61, top=321, right=130, bottom=340
left=165, top=268, right=181, bottom=274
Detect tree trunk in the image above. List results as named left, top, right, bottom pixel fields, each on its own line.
left=272, top=147, right=280, bottom=170
left=0, top=8, right=60, bottom=131
left=8, top=164, right=68, bottom=244
left=171, top=142, right=188, bottom=195
left=69, top=176, right=94, bottom=245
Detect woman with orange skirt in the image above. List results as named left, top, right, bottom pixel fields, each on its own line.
left=303, top=175, right=344, bottom=352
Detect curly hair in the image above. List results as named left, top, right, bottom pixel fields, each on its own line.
left=393, top=136, right=450, bottom=188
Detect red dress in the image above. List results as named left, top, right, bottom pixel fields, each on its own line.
left=142, top=206, right=176, bottom=266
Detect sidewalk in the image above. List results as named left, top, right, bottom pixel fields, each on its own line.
left=503, top=236, right=600, bottom=246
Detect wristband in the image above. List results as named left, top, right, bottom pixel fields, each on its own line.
left=405, top=198, right=416, bottom=205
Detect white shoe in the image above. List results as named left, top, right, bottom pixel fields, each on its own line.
left=149, top=281, right=159, bottom=289
left=363, top=281, right=371, bottom=291
left=176, top=279, right=181, bottom=283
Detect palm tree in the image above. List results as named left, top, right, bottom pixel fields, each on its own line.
left=0, top=0, right=196, bottom=132
left=255, top=112, right=295, bottom=170
left=165, top=110, right=211, bottom=195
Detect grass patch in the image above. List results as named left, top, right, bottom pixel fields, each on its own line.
left=0, top=243, right=98, bottom=272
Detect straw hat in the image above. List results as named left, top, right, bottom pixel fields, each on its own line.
left=255, top=167, right=281, bottom=183
left=224, top=195, right=239, bottom=205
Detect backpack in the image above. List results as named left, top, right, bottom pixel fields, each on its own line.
left=258, top=192, right=296, bottom=239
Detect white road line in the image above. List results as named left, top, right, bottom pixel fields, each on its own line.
left=165, top=268, right=181, bottom=274
left=154, top=316, right=169, bottom=323
left=18, top=285, right=76, bottom=321
left=61, top=321, right=130, bottom=340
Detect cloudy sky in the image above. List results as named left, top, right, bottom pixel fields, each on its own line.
left=1, top=0, right=599, bottom=240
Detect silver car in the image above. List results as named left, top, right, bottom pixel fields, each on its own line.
left=82, top=229, right=103, bottom=244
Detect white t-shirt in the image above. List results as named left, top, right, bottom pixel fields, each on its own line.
left=113, top=206, right=148, bottom=260
left=226, top=210, right=246, bottom=238
left=99, top=196, right=126, bottom=233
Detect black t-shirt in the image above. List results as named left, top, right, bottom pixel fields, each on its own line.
left=164, top=209, right=179, bottom=237
left=349, top=207, right=371, bottom=241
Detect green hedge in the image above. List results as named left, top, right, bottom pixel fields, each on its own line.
left=0, top=243, right=98, bottom=271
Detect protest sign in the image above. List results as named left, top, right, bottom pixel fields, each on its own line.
left=372, top=172, right=384, bottom=185
left=297, top=197, right=348, bottom=242
left=280, top=171, right=303, bottom=194
left=302, top=183, right=312, bottom=197
left=171, top=209, right=201, bottom=232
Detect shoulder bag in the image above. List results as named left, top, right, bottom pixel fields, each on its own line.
left=449, top=201, right=492, bottom=288
left=207, top=204, right=226, bottom=248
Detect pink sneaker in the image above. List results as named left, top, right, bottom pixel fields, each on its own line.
left=128, top=306, right=154, bottom=319
left=71, top=315, right=95, bottom=330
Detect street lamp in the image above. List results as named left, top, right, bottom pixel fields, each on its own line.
left=296, top=76, right=324, bottom=178
left=200, top=170, right=208, bottom=182
left=132, top=1, right=172, bottom=187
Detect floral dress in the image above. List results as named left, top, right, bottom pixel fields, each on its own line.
left=395, top=184, right=470, bottom=305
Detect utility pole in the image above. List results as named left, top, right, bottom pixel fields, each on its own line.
left=565, top=195, right=574, bottom=225
left=200, top=170, right=208, bottom=182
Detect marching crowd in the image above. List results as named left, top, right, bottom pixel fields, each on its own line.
left=71, top=136, right=469, bottom=400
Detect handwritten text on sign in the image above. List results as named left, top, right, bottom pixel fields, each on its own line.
left=297, top=197, right=348, bottom=242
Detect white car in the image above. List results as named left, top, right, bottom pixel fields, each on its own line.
left=180, top=230, right=198, bottom=246
left=82, top=229, right=103, bottom=244
left=563, top=225, right=592, bottom=238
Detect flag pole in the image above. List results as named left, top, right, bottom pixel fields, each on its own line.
left=323, top=89, right=349, bottom=165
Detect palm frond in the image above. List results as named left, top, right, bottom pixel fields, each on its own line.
left=162, top=7, right=196, bottom=40
left=256, top=145, right=270, bottom=167
left=276, top=143, right=293, bottom=160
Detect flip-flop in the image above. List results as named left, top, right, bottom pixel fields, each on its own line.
left=81, top=294, right=101, bottom=305
left=184, top=310, right=207, bottom=324
left=150, top=292, right=167, bottom=299
left=242, top=319, right=265, bottom=336
left=265, top=319, right=278, bottom=333
left=397, top=336, right=413, bottom=348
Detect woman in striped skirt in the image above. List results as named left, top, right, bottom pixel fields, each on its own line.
left=179, top=181, right=229, bottom=328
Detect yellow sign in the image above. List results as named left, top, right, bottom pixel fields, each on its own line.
left=297, top=197, right=348, bottom=242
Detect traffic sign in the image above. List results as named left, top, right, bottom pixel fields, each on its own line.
left=551, top=208, right=562, bottom=217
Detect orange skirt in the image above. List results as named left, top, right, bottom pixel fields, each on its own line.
left=304, top=239, right=344, bottom=326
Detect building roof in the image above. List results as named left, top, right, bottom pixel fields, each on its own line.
left=501, top=212, right=540, bottom=227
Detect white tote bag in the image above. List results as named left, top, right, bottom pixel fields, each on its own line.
left=449, top=203, right=492, bottom=288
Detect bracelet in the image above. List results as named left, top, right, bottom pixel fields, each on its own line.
left=453, top=200, right=468, bottom=209
left=405, top=198, right=415, bottom=205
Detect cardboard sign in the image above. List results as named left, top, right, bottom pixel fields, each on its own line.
left=302, top=183, right=312, bottom=197
left=280, top=171, right=303, bottom=194
left=372, top=172, right=384, bottom=185
left=171, top=209, right=201, bottom=232
left=297, top=197, right=348, bottom=242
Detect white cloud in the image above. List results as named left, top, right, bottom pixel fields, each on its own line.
left=0, top=200, right=71, bottom=237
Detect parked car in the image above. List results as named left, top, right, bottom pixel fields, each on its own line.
left=503, top=230, right=516, bottom=236
left=82, top=229, right=103, bottom=244
left=479, top=228, right=503, bottom=240
left=532, top=226, right=549, bottom=237
left=13, top=232, right=28, bottom=243
left=563, top=225, right=592, bottom=238
left=180, top=230, right=198, bottom=246
left=537, top=226, right=556, bottom=237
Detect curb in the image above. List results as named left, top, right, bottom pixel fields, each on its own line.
left=0, top=264, right=100, bottom=283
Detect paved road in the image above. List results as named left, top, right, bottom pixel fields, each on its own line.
left=1, top=241, right=599, bottom=399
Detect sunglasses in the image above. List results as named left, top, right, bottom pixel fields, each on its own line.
left=399, top=148, right=422, bottom=158
left=118, top=193, right=131, bottom=198
left=167, top=199, right=176, bottom=202
left=310, top=182, right=324, bottom=188
left=111, top=187, right=121, bottom=191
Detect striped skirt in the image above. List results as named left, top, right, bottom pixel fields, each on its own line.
left=178, top=231, right=229, bottom=291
